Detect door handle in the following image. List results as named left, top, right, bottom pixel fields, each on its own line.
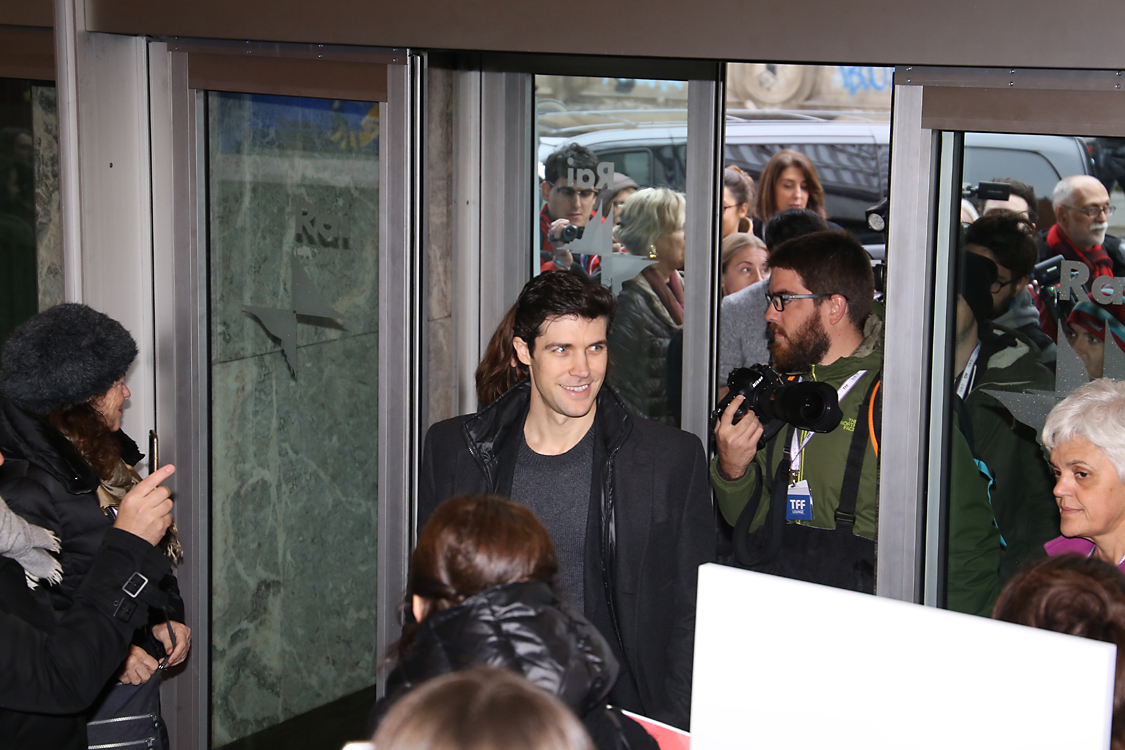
left=149, top=429, right=159, bottom=474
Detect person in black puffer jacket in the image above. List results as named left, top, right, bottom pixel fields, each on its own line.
left=370, top=494, right=658, bottom=750
left=0, top=305, right=190, bottom=700
left=609, top=188, right=686, bottom=425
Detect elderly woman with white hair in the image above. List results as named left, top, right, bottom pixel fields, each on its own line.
left=607, top=187, right=685, bottom=425
left=1043, top=379, right=1125, bottom=570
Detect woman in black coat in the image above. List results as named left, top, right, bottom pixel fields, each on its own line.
left=0, top=457, right=177, bottom=750
left=372, top=494, right=657, bottom=750
left=0, top=305, right=190, bottom=689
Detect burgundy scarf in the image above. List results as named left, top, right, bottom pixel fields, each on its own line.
left=641, top=265, right=685, bottom=326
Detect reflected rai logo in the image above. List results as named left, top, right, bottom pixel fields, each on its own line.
left=243, top=255, right=343, bottom=378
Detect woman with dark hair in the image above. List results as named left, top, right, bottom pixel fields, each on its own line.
left=721, top=166, right=755, bottom=239
left=475, top=303, right=525, bottom=408
left=372, top=494, right=656, bottom=750
left=0, top=304, right=189, bottom=742
left=755, top=149, right=828, bottom=230
left=993, top=554, right=1125, bottom=749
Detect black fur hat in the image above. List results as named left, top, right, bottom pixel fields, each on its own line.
left=0, top=303, right=137, bottom=414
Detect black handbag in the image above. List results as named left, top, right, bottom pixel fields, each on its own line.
left=86, top=622, right=175, bottom=750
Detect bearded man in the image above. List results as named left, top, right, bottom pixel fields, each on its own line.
left=711, top=230, right=884, bottom=593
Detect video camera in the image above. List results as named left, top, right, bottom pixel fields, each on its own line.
left=962, top=181, right=1012, bottom=202
left=712, top=364, right=843, bottom=447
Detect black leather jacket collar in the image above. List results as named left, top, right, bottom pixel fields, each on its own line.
left=384, top=580, right=618, bottom=717
left=460, top=380, right=633, bottom=484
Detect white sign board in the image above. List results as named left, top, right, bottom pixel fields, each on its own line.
left=691, top=563, right=1116, bottom=750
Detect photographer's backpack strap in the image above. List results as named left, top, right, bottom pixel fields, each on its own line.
left=836, top=371, right=882, bottom=530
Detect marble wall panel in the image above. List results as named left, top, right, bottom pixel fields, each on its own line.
left=31, top=85, right=63, bottom=310
left=209, top=94, right=380, bottom=367
left=425, top=66, right=458, bottom=427
left=211, top=334, right=379, bottom=745
left=208, top=92, right=381, bottom=747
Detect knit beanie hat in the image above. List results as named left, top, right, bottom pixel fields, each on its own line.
left=1067, top=297, right=1125, bottom=354
left=0, top=303, right=137, bottom=414
left=958, top=250, right=998, bottom=325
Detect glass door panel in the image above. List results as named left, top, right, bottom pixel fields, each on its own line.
left=714, top=63, right=892, bottom=581
left=206, top=91, right=380, bottom=748
left=0, top=77, right=62, bottom=345
left=534, top=74, right=690, bottom=426
left=931, top=128, right=1117, bottom=615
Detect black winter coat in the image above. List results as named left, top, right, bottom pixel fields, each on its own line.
left=0, top=398, right=184, bottom=655
left=419, top=382, right=714, bottom=729
left=0, top=528, right=171, bottom=750
left=372, top=581, right=657, bottom=750
left=607, top=273, right=681, bottom=425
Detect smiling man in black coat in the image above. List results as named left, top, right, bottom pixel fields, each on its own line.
left=419, top=271, right=714, bottom=730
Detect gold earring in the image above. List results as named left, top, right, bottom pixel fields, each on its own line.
left=648, top=244, right=657, bottom=260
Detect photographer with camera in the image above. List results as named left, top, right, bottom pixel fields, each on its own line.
left=713, top=231, right=883, bottom=593
left=540, top=144, right=602, bottom=279
left=712, top=231, right=1002, bottom=614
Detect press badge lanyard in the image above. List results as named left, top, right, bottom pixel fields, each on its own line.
left=789, top=369, right=869, bottom=477
left=954, top=342, right=982, bottom=400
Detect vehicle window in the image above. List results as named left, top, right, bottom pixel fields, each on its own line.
left=963, top=148, right=1063, bottom=205
left=600, top=149, right=654, bottom=188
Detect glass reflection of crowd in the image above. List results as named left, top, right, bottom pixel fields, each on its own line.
left=530, top=135, right=1125, bottom=617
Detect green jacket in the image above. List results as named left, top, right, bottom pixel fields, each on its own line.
left=711, top=313, right=1003, bottom=616
left=963, top=323, right=1059, bottom=585
left=711, top=317, right=883, bottom=540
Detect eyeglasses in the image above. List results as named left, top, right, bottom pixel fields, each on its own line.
left=990, top=276, right=1017, bottom=294
left=764, top=292, right=834, bottom=312
left=1063, top=203, right=1116, bottom=219
left=546, top=181, right=598, bottom=201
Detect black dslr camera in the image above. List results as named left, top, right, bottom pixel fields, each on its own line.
left=712, top=365, right=843, bottom=446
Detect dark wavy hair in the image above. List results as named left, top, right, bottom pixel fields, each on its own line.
left=543, top=143, right=599, bottom=185
left=475, top=272, right=614, bottom=408
left=756, top=149, right=827, bottom=224
left=46, top=403, right=120, bottom=480
left=763, top=208, right=830, bottom=252
left=397, top=495, right=558, bottom=658
left=993, top=554, right=1125, bottom=750
left=964, top=209, right=1038, bottom=281
left=475, top=304, right=525, bottom=408
left=724, top=166, right=756, bottom=215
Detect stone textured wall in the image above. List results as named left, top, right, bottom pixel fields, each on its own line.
left=425, top=65, right=458, bottom=428
left=31, top=85, right=63, bottom=310
left=207, top=92, right=380, bottom=746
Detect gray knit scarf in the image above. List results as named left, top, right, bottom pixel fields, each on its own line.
left=0, top=495, right=62, bottom=588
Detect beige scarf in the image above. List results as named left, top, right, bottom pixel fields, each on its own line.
left=96, top=457, right=183, bottom=563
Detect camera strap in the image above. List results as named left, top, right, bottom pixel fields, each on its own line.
left=789, top=369, right=868, bottom=475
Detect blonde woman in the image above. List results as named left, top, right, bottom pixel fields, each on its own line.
left=720, top=232, right=769, bottom=296
left=608, top=187, right=685, bottom=425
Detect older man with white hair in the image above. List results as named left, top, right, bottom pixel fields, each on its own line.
left=1039, top=175, right=1125, bottom=328
left=1040, top=175, right=1121, bottom=269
